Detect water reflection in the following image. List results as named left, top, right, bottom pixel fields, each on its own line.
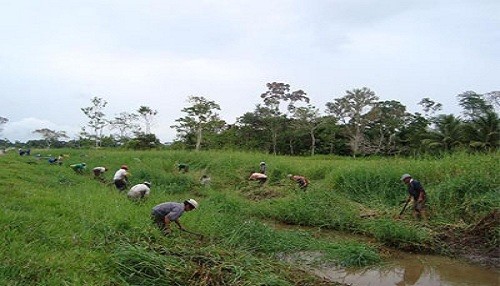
left=312, top=254, right=499, bottom=286
left=395, top=262, right=423, bottom=286
left=271, top=222, right=499, bottom=285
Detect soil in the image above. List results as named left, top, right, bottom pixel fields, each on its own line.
left=435, top=210, right=499, bottom=268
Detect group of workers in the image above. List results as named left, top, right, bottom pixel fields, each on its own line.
left=249, top=162, right=427, bottom=220
left=67, top=161, right=200, bottom=235
left=35, top=154, right=427, bottom=238
left=248, top=162, right=310, bottom=190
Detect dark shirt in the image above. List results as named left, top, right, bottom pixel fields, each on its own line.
left=408, top=180, right=425, bottom=201
left=259, top=165, right=266, bottom=174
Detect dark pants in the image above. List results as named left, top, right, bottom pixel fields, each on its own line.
left=151, top=212, right=166, bottom=231
left=414, top=200, right=426, bottom=212
left=114, top=179, right=127, bottom=191
left=297, top=179, right=307, bottom=189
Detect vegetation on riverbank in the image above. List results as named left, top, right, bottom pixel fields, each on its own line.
left=1, top=149, right=498, bottom=284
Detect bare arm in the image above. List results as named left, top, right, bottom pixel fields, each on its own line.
left=173, top=219, right=184, bottom=230
left=164, top=216, right=184, bottom=230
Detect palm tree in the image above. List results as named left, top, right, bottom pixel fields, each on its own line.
left=422, top=114, right=464, bottom=152
left=464, top=111, right=499, bottom=151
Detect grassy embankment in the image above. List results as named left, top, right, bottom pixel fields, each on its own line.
left=0, top=149, right=498, bottom=285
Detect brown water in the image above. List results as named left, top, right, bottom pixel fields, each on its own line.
left=270, top=222, right=499, bottom=286
left=279, top=251, right=499, bottom=286
left=316, top=254, right=498, bottom=286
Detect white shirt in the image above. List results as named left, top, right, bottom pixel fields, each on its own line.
left=127, top=184, right=150, bottom=198
left=249, top=173, right=267, bottom=180
left=93, top=167, right=106, bottom=173
left=113, top=169, right=128, bottom=180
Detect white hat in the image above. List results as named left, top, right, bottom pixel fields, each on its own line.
left=143, top=181, right=151, bottom=187
left=186, top=199, right=199, bottom=209
left=400, top=174, right=411, bottom=181
left=260, top=162, right=266, bottom=165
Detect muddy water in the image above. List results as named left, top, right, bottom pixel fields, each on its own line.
left=270, top=222, right=499, bottom=285
left=313, top=253, right=499, bottom=286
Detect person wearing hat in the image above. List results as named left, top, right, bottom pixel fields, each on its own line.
left=70, top=162, right=86, bottom=173
left=113, top=165, right=130, bottom=191
left=400, top=174, right=427, bottom=220
left=287, top=174, right=309, bottom=190
left=259, top=162, right=267, bottom=174
left=151, top=199, right=199, bottom=235
left=127, top=181, right=151, bottom=199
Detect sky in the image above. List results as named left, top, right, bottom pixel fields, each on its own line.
left=0, top=0, right=498, bottom=143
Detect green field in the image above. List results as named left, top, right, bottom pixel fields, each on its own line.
left=1, top=149, right=498, bottom=285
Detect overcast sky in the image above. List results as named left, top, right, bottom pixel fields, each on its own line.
left=1, top=0, right=498, bottom=143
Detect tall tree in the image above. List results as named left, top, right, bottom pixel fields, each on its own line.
left=137, top=106, right=158, bottom=134
left=398, top=112, right=430, bottom=155
left=260, top=82, right=309, bottom=155
left=0, top=116, right=8, bottom=136
left=325, top=87, right=379, bottom=156
left=484, top=91, right=499, bottom=111
left=418, top=97, right=443, bottom=119
left=364, top=100, right=408, bottom=155
left=457, top=91, right=494, bottom=121
left=81, top=97, right=108, bottom=148
left=315, top=115, right=345, bottom=155
left=171, top=96, right=224, bottom=151
left=32, top=128, right=69, bottom=149
left=292, top=104, right=321, bottom=156
left=109, top=112, right=141, bottom=143
left=232, top=108, right=271, bottom=152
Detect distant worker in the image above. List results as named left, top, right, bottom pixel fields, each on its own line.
left=127, top=181, right=151, bottom=200
left=92, top=166, right=108, bottom=179
left=200, top=175, right=211, bottom=186
left=287, top=174, right=309, bottom=190
left=259, top=162, right=267, bottom=174
left=178, top=163, right=189, bottom=173
left=249, top=172, right=267, bottom=185
left=48, top=154, right=64, bottom=165
left=151, top=199, right=199, bottom=235
left=113, top=165, right=130, bottom=191
left=400, top=174, right=427, bottom=220
left=18, top=148, right=30, bottom=156
left=70, top=163, right=86, bottom=173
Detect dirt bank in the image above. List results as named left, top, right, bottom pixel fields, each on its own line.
left=435, top=210, right=499, bottom=268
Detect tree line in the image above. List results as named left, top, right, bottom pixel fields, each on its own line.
left=1, top=83, right=498, bottom=156
left=171, top=84, right=498, bottom=156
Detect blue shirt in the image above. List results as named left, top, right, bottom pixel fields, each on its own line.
left=152, top=202, right=185, bottom=221
left=408, top=179, right=425, bottom=201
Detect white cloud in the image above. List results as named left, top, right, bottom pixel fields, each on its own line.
left=2, top=118, right=80, bottom=143
left=0, top=0, right=499, bottom=143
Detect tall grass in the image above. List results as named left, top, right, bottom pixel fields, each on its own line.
left=1, top=149, right=498, bottom=284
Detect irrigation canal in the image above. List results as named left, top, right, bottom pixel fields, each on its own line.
left=270, top=222, right=499, bottom=285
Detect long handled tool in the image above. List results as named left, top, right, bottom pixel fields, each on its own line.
left=399, top=200, right=410, bottom=217
left=182, top=229, right=204, bottom=239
